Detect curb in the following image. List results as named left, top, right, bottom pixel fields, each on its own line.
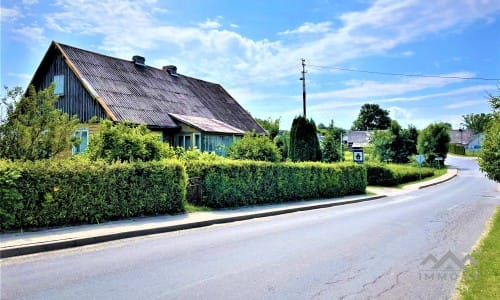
left=1, top=195, right=386, bottom=259
left=418, top=169, right=458, bottom=189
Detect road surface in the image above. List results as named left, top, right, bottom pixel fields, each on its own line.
left=1, top=156, right=499, bottom=299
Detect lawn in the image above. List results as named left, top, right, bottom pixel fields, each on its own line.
left=458, top=207, right=500, bottom=299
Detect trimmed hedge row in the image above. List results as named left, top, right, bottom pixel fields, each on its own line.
left=186, top=160, right=367, bottom=208
left=0, top=159, right=186, bottom=231
left=366, top=163, right=436, bottom=186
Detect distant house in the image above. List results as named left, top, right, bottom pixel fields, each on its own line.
left=346, top=130, right=373, bottom=150
left=28, top=41, right=266, bottom=155
left=450, top=129, right=484, bottom=151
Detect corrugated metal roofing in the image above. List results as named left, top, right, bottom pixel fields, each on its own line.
left=170, top=114, right=245, bottom=134
left=57, top=42, right=266, bottom=133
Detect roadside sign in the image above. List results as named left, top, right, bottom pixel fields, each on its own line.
left=353, top=149, right=364, bottom=164
left=416, top=155, right=425, bottom=165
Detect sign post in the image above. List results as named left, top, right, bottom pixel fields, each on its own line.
left=416, top=154, right=425, bottom=180
left=353, top=148, right=364, bottom=164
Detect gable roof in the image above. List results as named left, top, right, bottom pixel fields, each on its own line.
left=347, top=130, right=373, bottom=146
left=31, top=41, right=266, bottom=134
left=450, top=129, right=475, bottom=145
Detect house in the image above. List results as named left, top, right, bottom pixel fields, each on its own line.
left=28, top=41, right=266, bottom=155
left=449, top=129, right=483, bottom=151
left=346, top=130, right=373, bottom=150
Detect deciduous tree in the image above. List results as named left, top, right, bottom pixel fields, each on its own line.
left=352, top=103, right=391, bottom=130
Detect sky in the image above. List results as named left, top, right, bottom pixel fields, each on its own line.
left=1, top=0, right=499, bottom=130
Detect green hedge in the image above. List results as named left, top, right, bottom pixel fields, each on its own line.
left=366, top=163, right=436, bottom=186
left=0, top=159, right=186, bottom=231
left=186, top=160, right=366, bottom=208
left=449, top=143, right=466, bottom=155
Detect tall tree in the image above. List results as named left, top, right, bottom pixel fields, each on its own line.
left=255, top=117, right=280, bottom=140
left=289, top=116, right=321, bottom=162
left=417, top=122, right=451, bottom=165
left=0, top=84, right=79, bottom=161
left=351, top=103, right=391, bottom=130
left=321, top=120, right=344, bottom=162
left=479, top=92, right=499, bottom=182
left=462, top=113, right=492, bottom=134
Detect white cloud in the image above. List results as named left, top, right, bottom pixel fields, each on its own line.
left=22, top=0, right=39, bottom=5
left=0, top=7, right=20, bottom=21
left=13, top=25, right=46, bottom=43
left=402, top=51, right=414, bottom=56
left=279, top=21, right=332, bottom=35
left=230, top=23, right=239, bottom=28
left=444, top=99, right=489, bottom=109
left=198, top=18, right=222, bottom=29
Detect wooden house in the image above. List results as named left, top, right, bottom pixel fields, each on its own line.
left=28, top=41, right=266, bottom=155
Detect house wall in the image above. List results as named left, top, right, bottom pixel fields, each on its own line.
left=35, top=54, right=108, bottom=122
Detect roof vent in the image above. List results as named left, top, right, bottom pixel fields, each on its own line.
left=163, top=65, right=178, bottom=77
left=132, top=55, right=145, bottom=66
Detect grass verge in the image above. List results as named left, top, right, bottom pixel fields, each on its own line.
left=184, top=203, right=212, bottom=213
left=457, top=207, right=500, bottom=299
left=396, top=167, right=448, bottom=188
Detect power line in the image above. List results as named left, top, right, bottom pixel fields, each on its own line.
left=308, top=64, right=500, bottom=81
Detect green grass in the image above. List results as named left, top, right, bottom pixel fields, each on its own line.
left=184, top=203, right=212, bottom=213
left=458, top=207, right=500, bottom=299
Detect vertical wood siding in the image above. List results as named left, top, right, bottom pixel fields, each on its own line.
left=35, top=54, right=108, bottom=122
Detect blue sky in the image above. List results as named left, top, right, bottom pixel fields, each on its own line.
left=1, top=0, right=499, bottom=130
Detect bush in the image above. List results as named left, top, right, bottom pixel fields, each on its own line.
left=290, top=116, right=322, bottom=162
left=0, top=159, right=186, bottom=231
left=366, top=163, right=436, bottom=186
left=227, top=133, right=281, bottom=162
left=449, top=143, right=466, bottom=155
left=86, top=120, right=175, bottom=162
left=417, top=122, right=451, bottom=165
left=185, top=160, right=366, bottom=208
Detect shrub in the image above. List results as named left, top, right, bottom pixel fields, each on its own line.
left=0, top=159, right=186, bottom=231
left=290, top=116, right=322, bottom=162
left=366, top=163, right=435, bottom=186
left=86, top=120, right=175, bottom=162
left=449, top=143, right=466, bottom=155
left=417, top=122, right=451, bottom=165
left=186, top=160, right=366, bottom=208
left=227, top=133, right=281, bottom=162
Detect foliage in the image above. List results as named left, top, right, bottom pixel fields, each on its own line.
left=417, top=122, right=451, bottom=165
left=289, top=116, right=322, bottom=162
left=449, top=143, right=466, bottom=155
left=86, top=120, right=175, bottom=162
left=321, top=121, right=344, bottom=162
left=274, top=131, right=290, bottom=161
left=0, top=159, right=186, bottom=231
left=0, top=165, right=23, bottom=229
left=366, top=162, right=436, bottom=186
left=0, top=84, right=80, bottom=161
left=352, top=103, right=391, bottom=130
left=479, top=93, right=500, bottom=182
left=186, top=160, right=366, bottom=208
left=255, top=117, right=280, bottom=140
left=458, top=207, right=500, bottom=300
left=462, top=113, right=492, bottom=134
left=370, top=121, right=418, bottom=163
left=227, top=133, right=281, bottom=162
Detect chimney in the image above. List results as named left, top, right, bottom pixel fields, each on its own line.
left=163, top=65, right=178, bottom=77
left=132, top=55, right=145, bottom=66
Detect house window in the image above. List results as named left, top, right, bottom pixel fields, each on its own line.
left=72, top=128, right=89, bottom=155
left=204, top=135, right=235, bottom=156
left=54, top=74, right=64, bottom=95
left=177, top=133, right=202, bottom=150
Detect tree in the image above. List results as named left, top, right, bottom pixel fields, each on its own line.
left=321, top=120, right=344, bottom=163
left=289, top=116, right=321, bottom=162
left=227, top=132, right=281, bottom=162
left=462, top=113, right=492, bottom=134
left=479, top=92, right=499, bottom=182
left=273, top=131, right=289, bottom=161
left=352, top=103, right=391, bottom=130
left=0, top=84, right=79, bottom=161
left=417, top=122, right=451, bottom=165
left=370, top=121, right=418, bottom=163
left=255, top=117, right=280, bottom=140
left=86, top=120, right=175, bottom=162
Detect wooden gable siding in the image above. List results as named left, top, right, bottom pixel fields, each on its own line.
left=35, top=53, right=108, bottom=122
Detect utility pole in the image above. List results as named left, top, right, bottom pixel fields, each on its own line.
left=300, top=58, right=307, bottom=118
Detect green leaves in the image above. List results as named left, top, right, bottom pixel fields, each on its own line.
left=227, top=133, right=281, bottom=162
left=0, top=159, right=186, bottom=231
left=417, top=122, right=451, bottom=165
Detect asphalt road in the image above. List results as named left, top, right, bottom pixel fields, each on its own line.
left=1, top=156, right=499, bottom=299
